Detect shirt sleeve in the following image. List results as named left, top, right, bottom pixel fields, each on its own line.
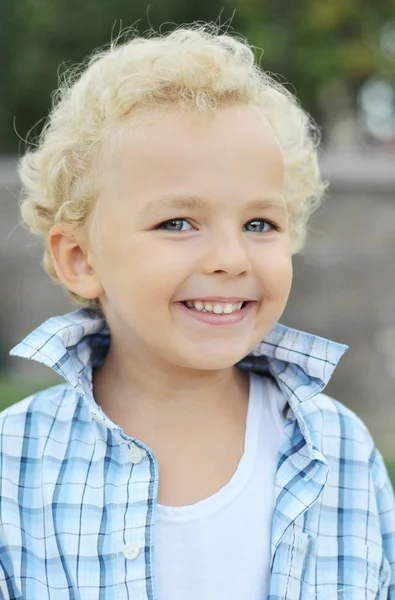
left=370, top=446, right=395, bottom=599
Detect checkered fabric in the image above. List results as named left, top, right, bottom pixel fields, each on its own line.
left=0, top=308, right=394, bottom=599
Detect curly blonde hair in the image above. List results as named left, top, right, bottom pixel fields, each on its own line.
left=18, top=23, right=327, bottom=309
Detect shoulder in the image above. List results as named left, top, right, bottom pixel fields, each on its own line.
left=307, top=393, right=392, bottom=491
left=315, top=392, right=373, bottom=432
left=0, top=382, right=82, bottom=440
left=307, top=392, right=377, bottom=461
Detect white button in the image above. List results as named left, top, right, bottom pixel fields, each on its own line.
left=129, top=444, right=146, bottom=464
left=123, top=542, right=140, bottom=560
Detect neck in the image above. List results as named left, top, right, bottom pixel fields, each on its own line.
left=91, top=339, right=249, bottom=428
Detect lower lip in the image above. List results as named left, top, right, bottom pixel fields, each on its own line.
left=175, top=301, right=256, bottom=326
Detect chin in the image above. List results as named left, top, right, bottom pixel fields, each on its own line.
left=178, top=347, right=250, bottom=372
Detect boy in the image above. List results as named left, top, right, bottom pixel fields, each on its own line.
left=1, top=24, right=394, bottom=599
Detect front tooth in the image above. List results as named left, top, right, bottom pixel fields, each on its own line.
left=194, top=301, right=205, bottom=311
left=204, top=303, right=213, bottom=312
left=223, top=303, right=234, bottom=314
left=213, top=304, right=224, bottom=314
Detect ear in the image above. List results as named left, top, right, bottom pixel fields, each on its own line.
left=48, top=225, right=104, bottom=300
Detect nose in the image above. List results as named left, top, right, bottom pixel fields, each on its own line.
left=201, top=228, right=252, bottom=277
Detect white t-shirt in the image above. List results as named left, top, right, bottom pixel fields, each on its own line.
left=154, top=372, right=286, bottom=600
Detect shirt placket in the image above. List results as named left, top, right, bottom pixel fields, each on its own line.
left=116, top=435, right=159, bottom=600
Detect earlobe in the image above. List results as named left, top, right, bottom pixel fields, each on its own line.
left=48, top=226, right=103, bottom=300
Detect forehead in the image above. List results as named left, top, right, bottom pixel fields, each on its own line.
left=97, top=104, right=284, bottom=214
left=112, top=103, right=282, bottom=161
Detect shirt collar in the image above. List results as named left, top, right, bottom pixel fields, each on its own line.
left=10, top=308, right=347, bottom=456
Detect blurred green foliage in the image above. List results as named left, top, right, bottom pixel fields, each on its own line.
left=0, top=380, right=44, bottom=408
left=236, top=0, right=395, bottom=121
left=1, top=0, right=394, bottom=152
left=388, top=462, right=395, bottom=487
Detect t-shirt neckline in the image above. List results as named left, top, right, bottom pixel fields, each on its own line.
left=156, top=372, right=281, bottom=523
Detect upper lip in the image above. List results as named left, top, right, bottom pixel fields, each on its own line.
left=179, top=297, right=256, bottom=303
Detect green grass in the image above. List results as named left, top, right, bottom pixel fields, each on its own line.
left=0, top=380, right=49, bottom=410
left=386, top=461, right=395, bottom=487
left=1, top=380, right=395, bottom=487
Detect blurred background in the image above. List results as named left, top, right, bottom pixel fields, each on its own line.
left=0, top=1, right=394, bottom=471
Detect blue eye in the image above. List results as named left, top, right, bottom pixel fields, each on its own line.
left=155, top=218, right=279, bottom=233
left=157, top=219, right=193, bottom=231
left=243, top=220, right=278, bottom=233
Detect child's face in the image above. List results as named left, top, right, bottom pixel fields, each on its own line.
left=86, top=104, right=292, bottom=370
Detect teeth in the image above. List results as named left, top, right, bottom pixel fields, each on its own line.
left=223, top=304, right=234, bottom=314
left=183, top=300, right=246, bottom=314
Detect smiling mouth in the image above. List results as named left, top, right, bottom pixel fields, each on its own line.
left=181, top=300, right=249, bottom=314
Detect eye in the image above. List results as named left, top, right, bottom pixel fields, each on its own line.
left=244, top=219, right=278, bottom=233
left=156, top=219, right=193, bottom=232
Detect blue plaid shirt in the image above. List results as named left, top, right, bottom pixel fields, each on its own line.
left=1, top=308, right=394, bottom=599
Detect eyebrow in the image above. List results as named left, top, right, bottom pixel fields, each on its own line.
left=139, top=194, right=286, bottom=216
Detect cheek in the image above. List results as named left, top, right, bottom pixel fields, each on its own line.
left=98, top=238, right=192, bottom=302
left=256, top=244, right=293, bottom=295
